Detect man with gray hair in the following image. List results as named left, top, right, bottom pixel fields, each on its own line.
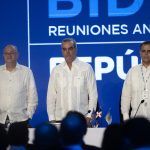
left=47, top=38, right=98, bottom=126
left=0, top=44, right=38, bottom=128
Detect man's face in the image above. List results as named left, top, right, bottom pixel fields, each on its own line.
left=62, top=41, right=77, bottom=64
left=140, top=44, right=150, bottom=65
left=3, top=46, right=18, bottom=64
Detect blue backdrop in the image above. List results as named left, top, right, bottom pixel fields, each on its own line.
left=0, top=0, right=150, bottom=127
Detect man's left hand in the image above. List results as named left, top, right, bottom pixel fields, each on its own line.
left=86, top=117, right=92, bottom=127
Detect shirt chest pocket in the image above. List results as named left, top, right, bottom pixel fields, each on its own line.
left=74, top=76, right=85, bottom=87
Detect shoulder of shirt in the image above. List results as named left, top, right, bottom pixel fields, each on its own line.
left=0, top=64, right=32, bottom=73
left=51, top=61, right=65, bottom=72
left=0, top=65, right=5, bottom=71
left=128, top=64, right=141, bottom=72
left=16, top=64, right=32, bottom=72
left=126, top=64, right=141, bottom=76
left=51, top=58, right=92, bottom=72
left=50, top=61, right=70, bottom=75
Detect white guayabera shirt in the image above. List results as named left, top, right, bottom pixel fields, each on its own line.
left=121, top=64, right=150, bottom=120
left=0, top=64, right=38, bottom=124
left=47, top=58, right=98, bottom=121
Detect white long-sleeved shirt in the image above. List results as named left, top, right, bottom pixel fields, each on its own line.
left=121, top=64, right=150, bottom=120
left=47, top=58, right=98, bottom=121
left=0, top=64, right=38, bottom=124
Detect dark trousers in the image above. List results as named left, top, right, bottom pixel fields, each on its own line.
left=7, top=120, right=29, bottom=146
left=0, top=119, right=29, bottom=130
left=10, top=120, right=29, bottom=128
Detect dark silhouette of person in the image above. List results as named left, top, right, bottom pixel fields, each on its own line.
left=7, top=122, right=29, bottom=150
left=122, top=117, right=150, bottom=149
left=0, top=124, right=8, bottom=150
left=101, top=123, right=132, bottom=150
left=34, top=122, right=60, bottom=150
left=60, top=111, right=100, bottom=150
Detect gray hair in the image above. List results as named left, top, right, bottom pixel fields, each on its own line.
left=61, top=38, right=77, bottom=49
left=3, top=44, right=18, bottom=53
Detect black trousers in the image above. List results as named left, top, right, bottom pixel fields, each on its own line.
left=0, top=119, right=29, bottom=129
left=9, top=120, right=29, bottom=128
left=7, top=120, right=29, bottom=146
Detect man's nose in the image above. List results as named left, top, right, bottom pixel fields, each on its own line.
left=66, top=49, right=70, bottom=53
left=145, top=51, right=149, bottom=55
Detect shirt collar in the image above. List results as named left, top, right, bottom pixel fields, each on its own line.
left=141, top=63, right=150, bottom=70
left=62, top=57, right=79, bottom=68
left=1, top=63, right=21, bottom=71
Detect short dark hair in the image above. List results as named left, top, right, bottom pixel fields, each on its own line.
left=140, top=41, right=150, bottom=50
left=61, top=38, right=77, bottom=49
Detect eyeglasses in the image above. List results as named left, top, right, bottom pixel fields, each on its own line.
left=4, top=52, right=16, bottom=55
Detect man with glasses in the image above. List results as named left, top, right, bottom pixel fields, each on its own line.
left=0, top=44, right=38, bottom=129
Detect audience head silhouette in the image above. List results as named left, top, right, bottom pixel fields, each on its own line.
left=7, top=122, right=28, bottom=146
left=60, top=111, right=87, bottom=146
left=101, top=123, right=132, bottom=150
left=122, top=117, right=150, bottom=149
left=0, top=124, right=8, bottom=150
left=34, top=122, right=60, bottom=150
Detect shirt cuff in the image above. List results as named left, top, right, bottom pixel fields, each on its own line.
left=87, top=112, right=92, bottom=118
left=123, top=113, right=129, bottom=121
left=27, top=109, right=35, bottom=119
left=48, top=115, right=55, bottom=121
